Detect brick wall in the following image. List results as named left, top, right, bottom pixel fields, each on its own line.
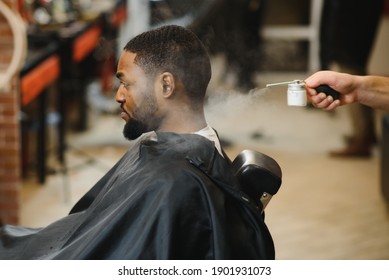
left=0, top=0, right=21, bottom=225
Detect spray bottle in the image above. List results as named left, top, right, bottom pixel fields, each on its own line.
left=266, top=80, right=340, bottom=106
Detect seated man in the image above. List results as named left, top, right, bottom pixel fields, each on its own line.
left=0, top=25, right=274, bottom=259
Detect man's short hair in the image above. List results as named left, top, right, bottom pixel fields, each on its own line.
left=124, top=25, right=212, bottom=102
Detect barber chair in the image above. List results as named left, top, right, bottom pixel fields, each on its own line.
left=232, top=150, right=282, bottom=213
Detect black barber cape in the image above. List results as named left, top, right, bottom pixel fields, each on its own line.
left=0, top=132, right=275, bottom=259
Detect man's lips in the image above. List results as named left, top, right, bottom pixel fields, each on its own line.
left=119, top=105, right=131, bottom=122
left=120, top=111, right=129, bottom=121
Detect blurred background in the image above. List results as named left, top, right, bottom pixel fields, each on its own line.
left=1, top=0, right=389, bottom=259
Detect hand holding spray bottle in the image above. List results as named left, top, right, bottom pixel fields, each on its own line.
left=266, top=80, right=340, bottom=106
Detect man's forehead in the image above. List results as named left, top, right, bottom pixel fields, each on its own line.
left=118, top=51, right=136, bottom=67
left=116, top=51, right=142, bottom=78
left=121, top=50, right=137, bottom=59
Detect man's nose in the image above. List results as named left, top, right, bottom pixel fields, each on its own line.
left=115, top=89, right=125, bottom=104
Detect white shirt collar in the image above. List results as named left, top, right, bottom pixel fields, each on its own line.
left=194, top=125, right=223, bottom=156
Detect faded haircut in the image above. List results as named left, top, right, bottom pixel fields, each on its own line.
left=124, top=25, right=212, bottom=103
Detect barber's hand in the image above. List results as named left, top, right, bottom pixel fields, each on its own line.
left=305, top=71, right=357, bottom=110
left=307, top=88, right=341, bottom=110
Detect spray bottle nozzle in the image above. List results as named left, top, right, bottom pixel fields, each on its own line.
left=266, top=80, right=304, bottom=88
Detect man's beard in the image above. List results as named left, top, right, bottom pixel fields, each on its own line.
left=122, top=118, right=147, bottom=140
left=122, top=92, right=158, bottom=140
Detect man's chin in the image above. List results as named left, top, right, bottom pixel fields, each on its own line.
left=123, top=120, right=147, bottom=140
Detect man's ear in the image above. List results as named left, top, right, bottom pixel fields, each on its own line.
left=160, top=72, right=175, bottom=98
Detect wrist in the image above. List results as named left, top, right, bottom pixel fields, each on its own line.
left=353, top=75, right=366, bottom=103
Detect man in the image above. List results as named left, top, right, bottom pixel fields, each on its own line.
left=305, top=70, right=389, bottom=112
left=0, top=25, right=274, bottom=259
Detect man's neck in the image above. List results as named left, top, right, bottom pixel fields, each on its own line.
left=158, top=111, right=207, bottom=134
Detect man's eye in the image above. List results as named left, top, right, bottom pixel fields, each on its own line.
left=120, top=81, right=130, bottom=89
